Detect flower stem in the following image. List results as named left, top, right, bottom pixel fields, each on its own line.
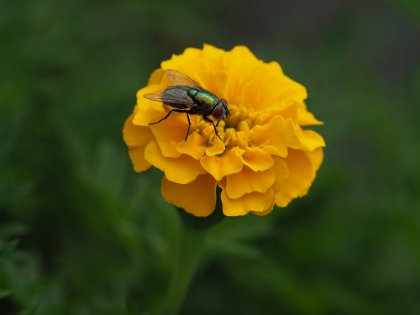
left=157, top=216, right=207, bottom=315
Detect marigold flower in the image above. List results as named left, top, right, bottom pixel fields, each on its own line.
left=123, top=45, right=325, bottom=217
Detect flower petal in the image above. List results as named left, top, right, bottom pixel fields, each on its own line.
left=145, top=140, right=206, bottom=184
left=176, top=132, right=207, bottom=160
left=149, top=110, right=191, bottom=158
left=123, top=113, right=153, bottom=147
left=201, top=147, right=244, bottom=181
left=225, top=47, right=260, bottom=104
left=205, top=137, right=226, bottom=156
left=271, top=157, right=290, bottom=194
left=161, top=174, right=217, bottom=217
left=270, top=101, right=299, bottom=125
left=225, top=167, right=275, bottom=199
left=161, top=47, right=203, bottom=73
left=306, top=147, right=324, bottom=173
left=278, top=76, right=307, bottom=103
left=241, top=64, right=282, bottom=111
left=133, top=85, right=167, bottom=126
left=221, top=188, right=274, bottom=216
left=128, top=146, right=152, bottom=173
left=300, top=130, right=326, bottom=151
left=275, top=150, right=314, bottom=207
left=251, top=206, right=275, bottom=216
left=195, top=70, right=228, bottom=97
left=250, top=115, right=288, bottom=157
left=123, top=114, right=153, bottom=172
left=202, top=44, right=226, bottom=57
left=148, top=68, right=165, bottom=85
left=241, top=147, right=274, bottom=171
left=229, top=46, right=258, bottom=60
left=298, top=103, right=323, bottom=126
left=267, top=61, right=284, bottom=75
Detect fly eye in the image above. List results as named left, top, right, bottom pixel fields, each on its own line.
left=212, top=104, right=224, bottom=120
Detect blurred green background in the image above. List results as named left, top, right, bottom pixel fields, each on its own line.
left=1, top=0, right=420, bottom=314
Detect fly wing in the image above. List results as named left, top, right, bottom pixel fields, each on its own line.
left=164, top=69, right=204, bottom=90
left=142, top=91, right=167, bottom=102
left=143, top=86, right=195, bottom=109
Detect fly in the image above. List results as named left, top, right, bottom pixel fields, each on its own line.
left=143, top=69, right=230, bottom=141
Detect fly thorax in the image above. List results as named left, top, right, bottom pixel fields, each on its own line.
left=188, top=89, right=217, bottom=110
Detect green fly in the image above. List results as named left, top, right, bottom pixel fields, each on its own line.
left=143, top=69, right=230, bottom=141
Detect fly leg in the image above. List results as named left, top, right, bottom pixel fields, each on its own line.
left=185, top=112, right=191, bottom=141
left=203, top=116, right=222, bottom=141
left=148, top=109, right=189, bottom=125
left=149, top=109, right=193, bottom=141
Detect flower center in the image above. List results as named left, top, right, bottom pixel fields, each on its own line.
left=224, top=104, right=261, bottom=129
left=192, top=104, right=261, bottom=149
left=213, top=104, right=260, bottom=148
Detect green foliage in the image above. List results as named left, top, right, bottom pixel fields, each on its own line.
left=1, top=0, right=419, bottom=314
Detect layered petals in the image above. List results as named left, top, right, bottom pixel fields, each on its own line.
left=225, top=167, right=276, bottom=199
left=200, top=147, right=244, bottom=181
left=161, top=174, right=217, bottom=216
left=123, top=113, right=154, bottom=172
left=123, top=44, right=325, bottom=217
left=274, top=150, right=315, bottom=207
left=221, top=187, right=274, bottom=216
left=144, top=140, right=206, bottom=184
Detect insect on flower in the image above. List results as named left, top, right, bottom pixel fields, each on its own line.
left=143, top=69, right=230, bottom=141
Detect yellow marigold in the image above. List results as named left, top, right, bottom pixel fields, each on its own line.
left=123, top=44, right=325, bottom=217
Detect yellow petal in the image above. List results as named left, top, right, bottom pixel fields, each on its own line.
left=306, top=147, right=324, bottom=173
left=202, top=44, right=227, bottom=69
left=179, top=47, right=202, bottom=59
left=241, top=147, right=274, bottom=171
left=161, top=48, right=203, bottom=73
left=298, top=103, right=323, bottom=126
left=275, top=150, right=314, bottom=207
left=250, top=115, right=288, bottom=157
left=301, top=130, right=326, bottom=151
left=129, top=146, right=152, bottom=172
left=267, top=61, right=284, bottom=75
left=202, top=43, right=225, bottom=56
left=279, top=76, right=308, bottom=103
left=201, top=147, right=244, bottom=181
left=225, top=47, right=260, bottom=104
left=244, top=64, right=285, bottom=111
left=259, top=117, right=316, bottom=153
left=133, top=85, right=167, bottom=126
left=161, top=174, right=217, bottom=217
left=258, top=101, right=299, bottom=126
left=221, top=188, right=274, bottom=216
left=149, top=110, right=191, bottom=158
left=123, top=114, right=153, bottom=173
left=271, top=157, right=289, bottom=194
left=205, top=137, right=226, bottom=156
left=144, top=140, right=206, bottom=184
left=176, top=132, right=207, bottom=160
left=229, top=46, right=257, bottom=60
left=252, top=205, right=275, bottom=216
left=148, top=68, right=165, bottom=85
left=277, top=101, right=299, bottom=124
left=284, top=120, right=306, bottom=150
left=194, top=70, right=228, bottom=98
left=225, top=167, right=275, bottom=199
left=123, top=113, right=153, bottom=147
